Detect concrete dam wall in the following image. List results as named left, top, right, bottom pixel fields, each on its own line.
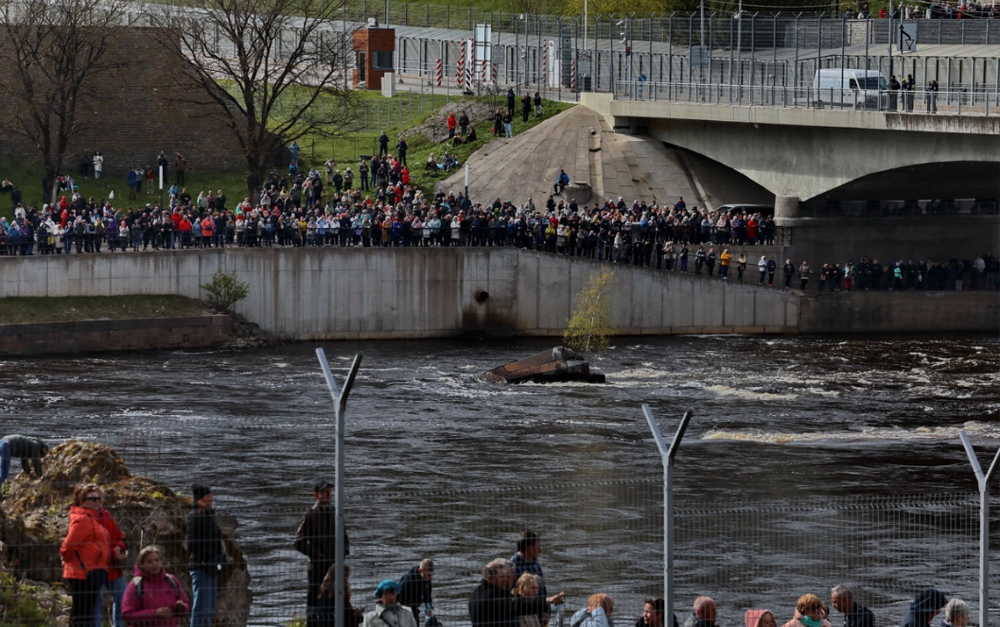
left=0, top=249, right=801, bottom=339
left=0, top=249, right=993, bottom=338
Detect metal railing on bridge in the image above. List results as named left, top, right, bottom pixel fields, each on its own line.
left=614, top=80, right=1000, bottom=115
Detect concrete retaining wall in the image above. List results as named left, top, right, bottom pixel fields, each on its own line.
left=799, top=291, right=1000, bottom=334
left=0, top=249, right=800, bottom=339
left=0, top=249, right=993, bottom=339
left=0, top=315, right=232, bottom=356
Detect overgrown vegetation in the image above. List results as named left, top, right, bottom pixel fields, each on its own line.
left=564, top=269, right=615, bottom=355
left=0, top=295, right=209, bottom=324
left=200, top=269, right=250, bottom=312
left=0, top=571, right=52, bottom=625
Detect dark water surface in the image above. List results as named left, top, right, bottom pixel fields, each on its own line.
left=2, top=335, right=998, bottom=625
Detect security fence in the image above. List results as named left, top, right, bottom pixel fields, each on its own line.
left=613, top=81, right=1000, bottom=115
left=3, top=478, right=997, bottom=626
left=390, top=14, right=1000, bottom=100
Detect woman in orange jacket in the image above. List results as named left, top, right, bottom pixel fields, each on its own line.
left=61, top=483, right=111, bottom=627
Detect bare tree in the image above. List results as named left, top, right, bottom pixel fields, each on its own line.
left=0, top=0, right=127, bottom=205
left=152, top=0, right=358, bottom=199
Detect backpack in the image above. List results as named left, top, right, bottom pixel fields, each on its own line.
left=131, top=573, right=181, bottom=609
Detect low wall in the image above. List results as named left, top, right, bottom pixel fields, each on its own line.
left=0, top=249, right=993, bottom=339
left=0, top=315, right=232, bottom=356
left=0, top=249, right=799, bottom=339
left=799, top=291, right=1000, bottom=334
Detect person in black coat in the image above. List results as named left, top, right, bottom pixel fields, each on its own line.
left=398, top=559, right=434, bottom=623
left=900, top=589, right=947, bottom=627
left=296, top=480, right=350, bottom=627
left=469, top=559, right=518, bottom=627
left=187, top=483, right=226, bottom=627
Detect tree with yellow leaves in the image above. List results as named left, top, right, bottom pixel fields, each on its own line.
left=564, top=269, right=616, bottom=355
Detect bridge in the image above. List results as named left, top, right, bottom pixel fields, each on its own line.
left=583, top=87, right=1000, bottom=216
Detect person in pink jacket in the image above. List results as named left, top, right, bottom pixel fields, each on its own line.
left=121, top=546, right=190, bottom=627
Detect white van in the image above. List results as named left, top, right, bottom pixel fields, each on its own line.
left=813, top=69, right=888, bottom=110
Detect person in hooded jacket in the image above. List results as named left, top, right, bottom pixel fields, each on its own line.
left=121, top=545, right=190, bottom=627
left=745, top=610, right=777, bottom=627
left=61, top=483, right=111, bottom=627
left=899, top=589, right=948, bottom=627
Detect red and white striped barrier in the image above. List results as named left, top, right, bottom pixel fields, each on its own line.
left=480, top=59, right=488, bottom=85
left=457, top=40, right=466, bottom=89
left=492, top=62, right=498, bottom=85
left=570, top=61, right=577, bottom=90
left=435, top=58, right=442, bottom=86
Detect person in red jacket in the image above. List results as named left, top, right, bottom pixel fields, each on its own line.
left=93, top=488, right=129, bottom=627
left=61, top=483, right=111, bottom=627
left=178, top=214, right=192, bottom=249
left=200, top=216, right=214, bottom=248
left=122, top=545, right=190, bottom=627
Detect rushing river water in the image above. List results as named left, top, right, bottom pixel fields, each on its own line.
left=2, top=335, right=999, bottom=626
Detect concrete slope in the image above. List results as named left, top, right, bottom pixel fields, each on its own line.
left=435, top=105, right=700, bottom=208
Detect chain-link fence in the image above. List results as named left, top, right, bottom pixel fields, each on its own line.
left=4, top=478, right=997, bottom=626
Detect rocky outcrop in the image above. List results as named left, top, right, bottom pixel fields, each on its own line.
left=0, top=440, right=252, bottom=625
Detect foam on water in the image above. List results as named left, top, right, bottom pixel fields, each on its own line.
left=706, top=384, right=799, bottom=401
left=703, top=420, right=1000, bottom=444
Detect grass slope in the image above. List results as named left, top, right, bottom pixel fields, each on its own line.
left=0, top=295, right=209, bottom=324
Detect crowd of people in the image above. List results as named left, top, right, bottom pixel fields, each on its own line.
left=0, top=146, right=995, bottom=296
left=1, top=435, right=982, bottom=627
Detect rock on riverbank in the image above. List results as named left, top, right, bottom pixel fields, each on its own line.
left=0, top=440, right=252, bottom=625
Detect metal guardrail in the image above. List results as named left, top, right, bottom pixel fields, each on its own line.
left=614, top=80, right=1000, bottom=115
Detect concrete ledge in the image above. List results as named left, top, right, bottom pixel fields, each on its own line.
left=799, top=291, right=999, bottom=333
left=0, top=315, right=233, bottom=356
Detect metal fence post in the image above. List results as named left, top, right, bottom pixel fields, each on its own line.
left=959, top=431, right=999, bottom=627
left=316, top=350, right=363, bottom=627
left=643, top=405, right=693, bottom=627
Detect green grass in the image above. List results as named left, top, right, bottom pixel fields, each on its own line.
left=405, top=98, right=576, bottom=194
left=0, top=94, right=574, bottom=217
left=0, top=295, right=210, bottom=324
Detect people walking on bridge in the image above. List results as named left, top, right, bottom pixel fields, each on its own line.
left=758, top=256, right=768, bottom=284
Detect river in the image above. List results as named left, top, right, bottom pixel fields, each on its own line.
left=2, top=335, right=998, bottom=626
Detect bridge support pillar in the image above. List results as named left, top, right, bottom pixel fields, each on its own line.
left=774, top=195, right=801, bottom=223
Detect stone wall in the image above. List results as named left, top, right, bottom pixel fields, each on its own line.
left=0, top=315, right=232, bottom=356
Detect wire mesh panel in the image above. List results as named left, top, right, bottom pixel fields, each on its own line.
left=2, top=481, right=995, bottom=625
left=673, top=493, right=985, bottom=626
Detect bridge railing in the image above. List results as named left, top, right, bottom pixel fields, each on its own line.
left=614, top=80, right=1000, bottom=116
